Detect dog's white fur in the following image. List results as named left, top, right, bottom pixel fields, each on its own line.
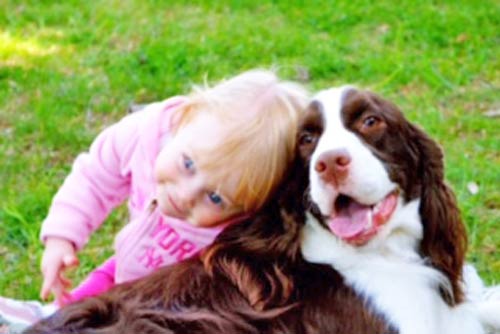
left=301, top=87, right=499, bottom=334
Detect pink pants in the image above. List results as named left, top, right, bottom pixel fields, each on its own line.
left=67, top=256, right=116, bottom=303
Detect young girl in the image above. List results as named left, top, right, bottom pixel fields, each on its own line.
left=39, top=69, right=309, bottom=305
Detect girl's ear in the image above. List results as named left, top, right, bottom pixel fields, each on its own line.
left=168, top=100, right=192, bottom=134
left=169, top=107, right=184, bottom=133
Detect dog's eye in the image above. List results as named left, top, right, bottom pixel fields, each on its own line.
left=299, top=132, right=315, bottom=146
left=362, top=116, right=379, bottom=128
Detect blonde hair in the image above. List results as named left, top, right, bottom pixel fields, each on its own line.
left=172, top=69, right=309, bottom=212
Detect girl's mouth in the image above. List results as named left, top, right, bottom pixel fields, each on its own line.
left=168, top=195, right=185, bottom=216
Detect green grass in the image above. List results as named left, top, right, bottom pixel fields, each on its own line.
left=0, top=0, right=498, bottom=299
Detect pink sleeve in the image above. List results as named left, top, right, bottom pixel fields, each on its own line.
left=66, top=257, right=116, bottom=303
left=40, top=112, right=144, bottom=250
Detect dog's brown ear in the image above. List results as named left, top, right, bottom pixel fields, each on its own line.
left=411, top=124, right=467, bottom=304
left=201, top=206, right=301, bottom=312
left=203, top=248, right=295, bottom=312
left=201, top=157, right=307, bottom=311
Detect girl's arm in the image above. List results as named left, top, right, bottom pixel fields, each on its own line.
left=40, top=109, right=145, bottom=250
left=39, top=98, right=184, bottom=301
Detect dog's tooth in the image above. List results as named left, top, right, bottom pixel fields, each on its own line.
left=367, top=210, right=373, bottom=228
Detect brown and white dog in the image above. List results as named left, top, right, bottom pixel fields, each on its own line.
left=24, top=88, right=498, bottom=334
left=301, top=86, right=500, bottom=334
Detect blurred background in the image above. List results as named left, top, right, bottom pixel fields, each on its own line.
left=0, top=0, right=498, bottom=299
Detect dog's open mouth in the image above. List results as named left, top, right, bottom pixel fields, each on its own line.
left=326, top=190, right=399, bottom=245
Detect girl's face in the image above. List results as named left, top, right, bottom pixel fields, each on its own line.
left=154, top=112, right=243, bottom=227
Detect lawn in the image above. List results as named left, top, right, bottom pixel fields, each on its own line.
left=0, top=0, right=498, bottom=300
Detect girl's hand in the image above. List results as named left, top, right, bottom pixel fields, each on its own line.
left=40, top=237, right=79, bottom=305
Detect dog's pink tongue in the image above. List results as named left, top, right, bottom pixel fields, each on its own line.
left=327, top=201, right=371, bottom=240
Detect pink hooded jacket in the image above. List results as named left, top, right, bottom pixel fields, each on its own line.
left=40, top=97, right=228, bottom=283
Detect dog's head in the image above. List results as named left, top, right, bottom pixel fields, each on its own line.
left=302, top=86, right=467, bottom=303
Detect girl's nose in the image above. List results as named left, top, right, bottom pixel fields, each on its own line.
left=177, top=178, right=203, bottom=209
left=177, top=190, right=195, bottom=209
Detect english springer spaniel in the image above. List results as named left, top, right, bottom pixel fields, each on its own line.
left=24, top=88, right=498, bottom=334
left=301, top=86, right=500, bottom=334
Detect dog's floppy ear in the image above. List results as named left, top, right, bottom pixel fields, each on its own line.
left=203, top=249, right=295, bottom=313
left=201, top=213, right=299, bottom=312
left=202, top=156, right=307, bottom=311
left=411, top=124, right=467, bottom=304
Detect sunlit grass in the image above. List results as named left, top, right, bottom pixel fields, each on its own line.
left=0, top=30, right=64, bottom=67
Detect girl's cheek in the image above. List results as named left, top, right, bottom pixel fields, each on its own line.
left=194, top=210, right=218, bottom=227
left=154, top=148, right=175, bottom=182
left=153, top=150, right=166, bottom=179
left=153, top=160, right=165, bottom=182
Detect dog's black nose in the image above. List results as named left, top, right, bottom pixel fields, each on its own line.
left=315, top=149, right=351, bottom=184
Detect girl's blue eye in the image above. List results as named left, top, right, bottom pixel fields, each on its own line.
left=208, top=192, right=223, bottom=206
left=183, top=155, right=195, bottom=171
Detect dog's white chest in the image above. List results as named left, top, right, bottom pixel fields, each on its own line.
left=301, top=217, right=484, bottom=334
